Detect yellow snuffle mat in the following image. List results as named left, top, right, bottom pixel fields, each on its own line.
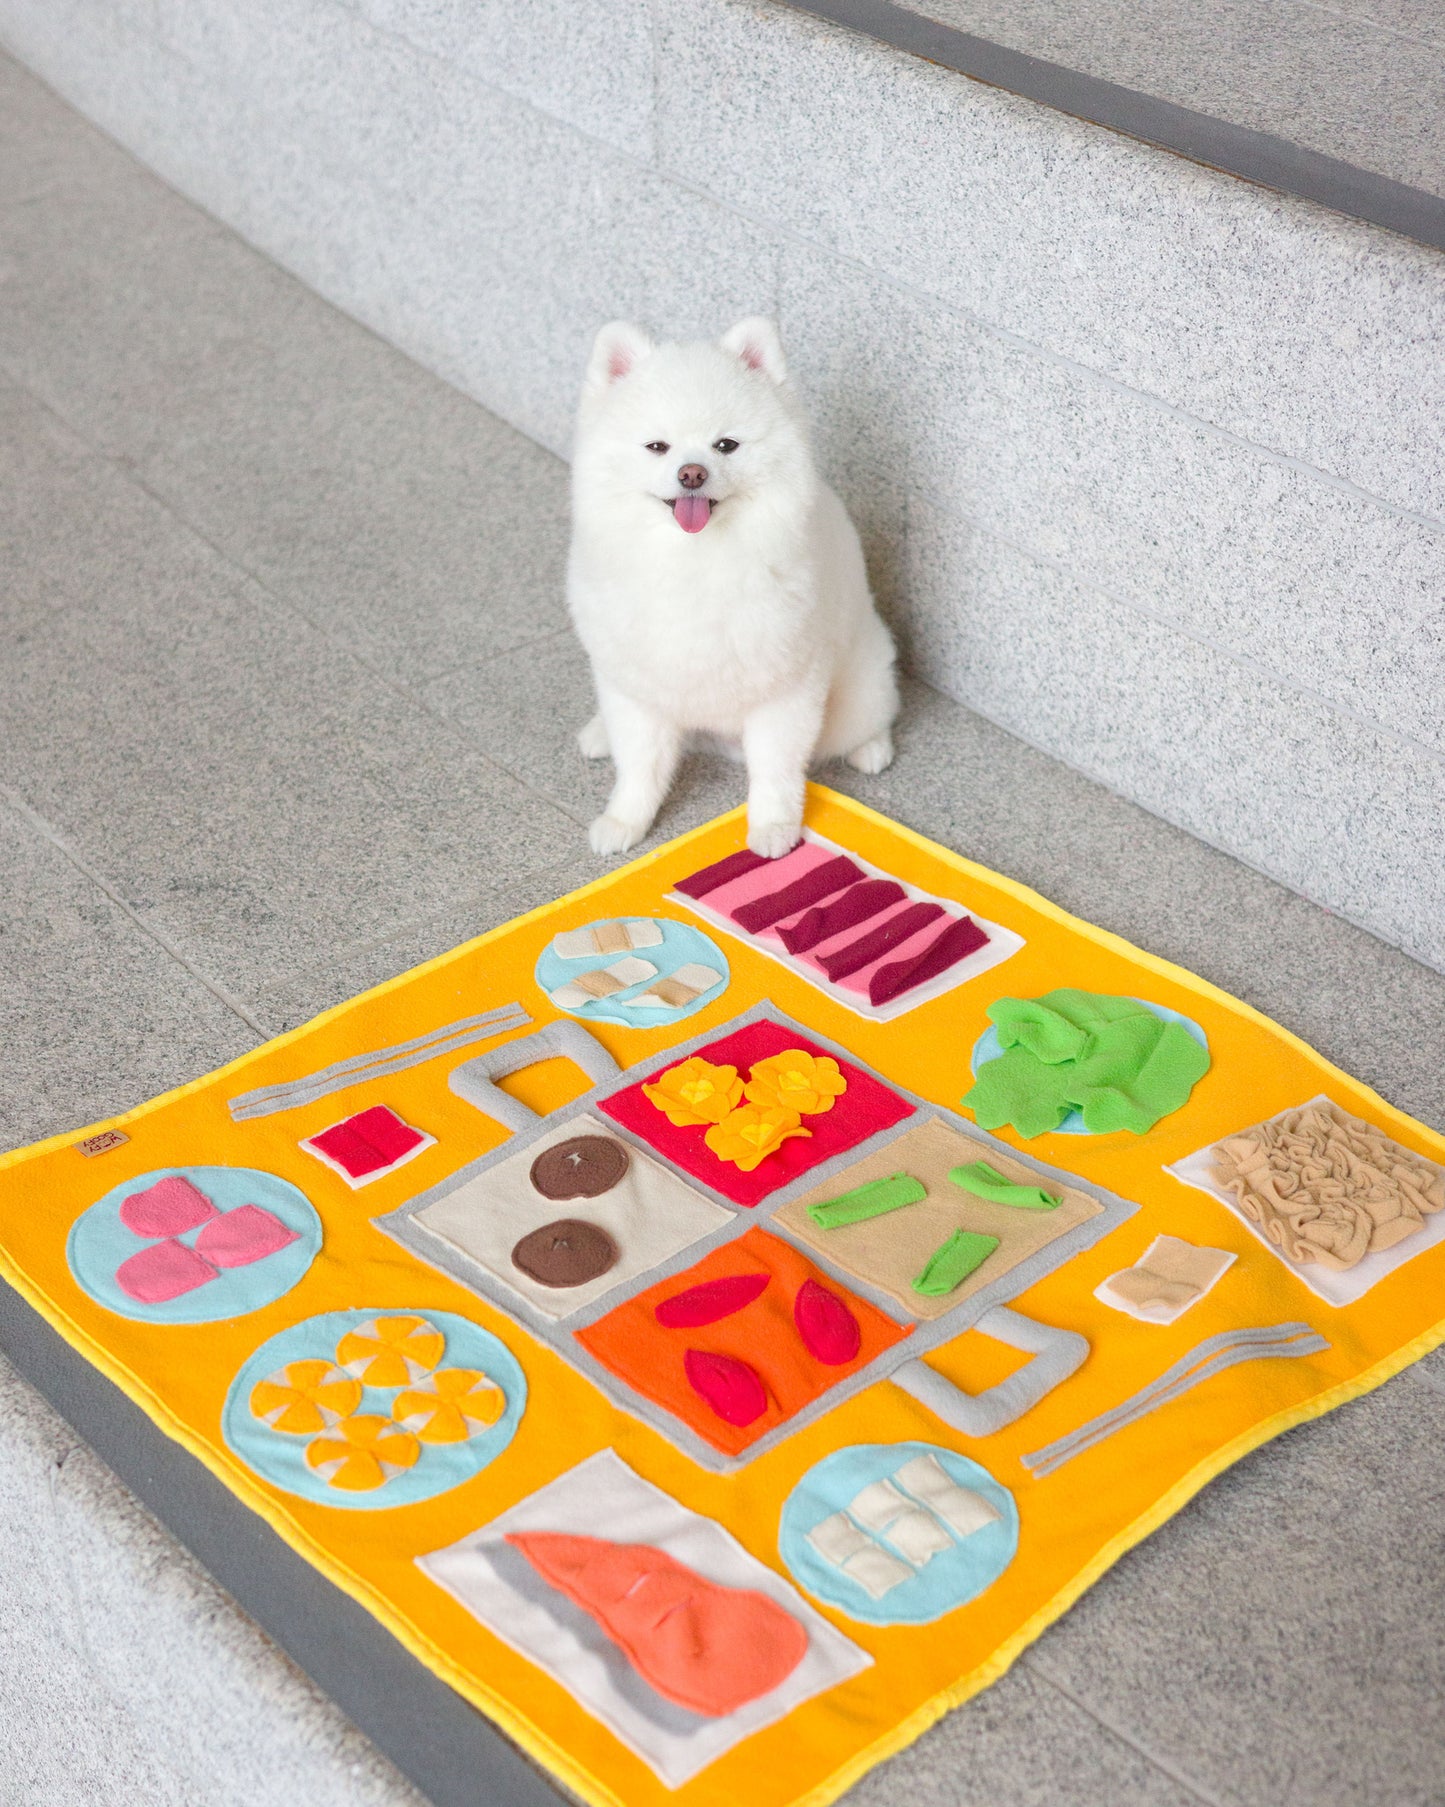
left=1, top=785, right=1442, bottom=1807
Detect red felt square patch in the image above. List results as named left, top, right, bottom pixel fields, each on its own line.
left=575, top=1226, right=911, bottom=1457
left=306, top=1105, right=426, bottom=1181
left=597, top=1019, right=913, bottom=1206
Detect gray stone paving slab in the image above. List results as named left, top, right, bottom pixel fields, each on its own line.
left=1026, top=1376, right=1445, bottom=1807
left=0, top=386, right=573, bottom=1005
left=0, top=175, right=573, bottom=685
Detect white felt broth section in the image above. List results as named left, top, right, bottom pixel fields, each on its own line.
left=412, top=1115, right=731, bottom=1320
left=669, top=829, right=1024, bottom=1023
left=1167, top=1094, right=1445, bottom=1307
left=417, top=1449, right=870, bottom=1788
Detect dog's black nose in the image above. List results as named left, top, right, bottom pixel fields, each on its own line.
left=677, top=463, right=708, bottom=490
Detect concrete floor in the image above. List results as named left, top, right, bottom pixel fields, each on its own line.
left=2, top=48, right=1444, bottom=1807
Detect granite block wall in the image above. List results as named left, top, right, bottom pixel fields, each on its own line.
left=2, top=0, right=1441, bottom=967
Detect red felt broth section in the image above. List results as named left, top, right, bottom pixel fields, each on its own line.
left=672, top=847, right=772, bottom=899
left=597, top=1019, right=913, bottom=1206
left=869, top=913, right=990, bottom=1004
left=731, top=856, right=864, bottom=934
left=774, top=879, right=906, bottom=954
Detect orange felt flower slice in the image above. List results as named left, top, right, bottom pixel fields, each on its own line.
left=305, top=1414, right=421, bottom=1491
left=391, top=1367, right=505, bottom=1443
left=642, top=1057, right=744, bottom=1128
left=335, top=1314, right=444, bottom=1387
left=704, top=1103, right=812, bottom=1172
left=250, top=1359, right=362, bottom=1435
left=743, top=1049, right=848, bottom=1116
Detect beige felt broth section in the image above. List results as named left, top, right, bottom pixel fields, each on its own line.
left=413, top=1114, right=733, bottom=1321
left=775, top=1117, right=1103, bottom=1320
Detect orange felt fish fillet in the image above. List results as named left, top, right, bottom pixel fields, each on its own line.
left=506, top=1532, right=808, bottom=1718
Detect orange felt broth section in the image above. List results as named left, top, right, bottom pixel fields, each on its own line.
left=576, top=1226, right=910, bottom=1456
left=0, top=783, right=1440, bottom=1807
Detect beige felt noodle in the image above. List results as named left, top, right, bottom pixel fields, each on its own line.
left=775, top=1116, right=1102, bottom=1319
left=631, top=963, right=724, bottom=1010
left=894, top=1453, right=1001, bottom=1538
left=552, top=920, right=664, bottom=960
left=550, top=956, right=657, bottom=1008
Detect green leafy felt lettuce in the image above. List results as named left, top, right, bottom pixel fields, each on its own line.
left=963, top=989, right=1210, bottom=1137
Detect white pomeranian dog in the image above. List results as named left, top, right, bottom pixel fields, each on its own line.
left=568, top=316, right=899, bottom=859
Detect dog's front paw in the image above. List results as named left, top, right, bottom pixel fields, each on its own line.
left=747, top=819, right=803, bottom=860
left=577, top=713, right=610, bottom=760
left=589, top=813, right=645, bottom=856
left=845, top=730, right=894, bottom=775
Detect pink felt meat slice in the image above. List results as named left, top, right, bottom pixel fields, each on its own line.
left=733, top=856, right=865, bottom=935
left=115, top=1238, right=218, bottom=1304
left=869, top=914, right=990, bottom=1004
left=673, top=847, right=771, bottom=899
left=697, top=841, right=831, bottom=918
left=193, top=1204, right=299, bottom=1268
left=817, top=901, right=944, bottom=981
left=119, top=1175, right=217, bottom=1239
left=774, top=879, right=906, bottom=954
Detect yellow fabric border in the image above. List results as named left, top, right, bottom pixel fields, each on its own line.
left=1, top=782, right=1441, bottom=1807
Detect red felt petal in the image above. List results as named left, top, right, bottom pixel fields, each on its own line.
left=118, top=1175, right=217, bottom=1239
left=115, top=1238, right=219, bottom=1304
left=793, top=1278, right=862, bottom=1364
left=654, top=1272, right=770, bottom=1328
left=683, top=1349, right=769, bottom=1426
left=193, top=1204, right=299, bottom=1268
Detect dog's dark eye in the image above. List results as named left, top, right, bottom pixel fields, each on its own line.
left=713, top=438, right=739, bottom=455
left=645, top=440, right=669, bottom=455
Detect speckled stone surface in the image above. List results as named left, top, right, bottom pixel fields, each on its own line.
left=1, top=41, right=1444, bottom=1807
left=910, top=0, right=1445, bottom=197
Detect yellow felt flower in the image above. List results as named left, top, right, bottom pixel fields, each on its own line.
left=250, top=1360, right=362, bottom=1436
left=743, top=1049, right=848, bottom=1116
left=392, top=1367, right=505, bottom=1444
left=305, top=1414, right=421, bottom=1492
left=643, top=1056, right=744, bottom=1127
left=335, top=1314, right=444, bottom=1387
left=704, top=1102, right=812, bottom=1172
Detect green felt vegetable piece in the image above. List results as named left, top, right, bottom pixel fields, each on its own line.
left=808, top=1172, right=926, bottom=1228
left=964, top=989, right=1210, bottom=1139
left=912, top=1228, right=1000, bottom=1296
left=948, top=1160, right=1060, bottom=1210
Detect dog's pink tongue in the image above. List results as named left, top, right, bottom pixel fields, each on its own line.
left=673, top=495, right=712, bottom=533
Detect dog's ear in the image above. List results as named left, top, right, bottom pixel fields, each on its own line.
left=720, top=317, right=787, bottom=384
left=586, top=321, right=654, bottom=390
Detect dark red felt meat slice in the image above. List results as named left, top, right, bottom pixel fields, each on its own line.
left=776, top=879, right=906, bottom=954
left=870, top=914, right=990, bottom=1004
left=655, top=1272, right=770, bottom=1327
left=793, top=1278, right=862, bottom=1364
left=674, top=848, right=771, bottom=899
left=684, top=1349, right=769, bottom=1425
left=818, top=901, right=945, bottom=981
left=732, top=856, right=864, bottom=934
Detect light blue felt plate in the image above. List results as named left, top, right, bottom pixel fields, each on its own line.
left=780, top=1441, right=1019, bottom=1626
left=222, top=1307, right=526, bottom=1510
left=67, top=1165, right=322, bottom=1324
left=969, top=997, right=1209, bottom=1135
left=534, top=915, right=729, bottom=1028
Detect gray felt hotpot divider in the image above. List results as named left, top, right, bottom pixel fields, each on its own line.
left=373, top=1001, right=1139, bottom=1473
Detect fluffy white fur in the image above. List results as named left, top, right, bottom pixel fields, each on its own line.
left=568, top=316, right=900, bottom=858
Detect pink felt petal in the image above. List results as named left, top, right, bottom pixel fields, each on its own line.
left=193, top=1204, right=299, bottom=1268
left=115, top=1238, right=219, bottom=1303
left=119, top=1175, right=217, bottom=1239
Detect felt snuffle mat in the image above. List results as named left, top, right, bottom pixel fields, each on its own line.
left=3, top=789, right=1445, bottom=1807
